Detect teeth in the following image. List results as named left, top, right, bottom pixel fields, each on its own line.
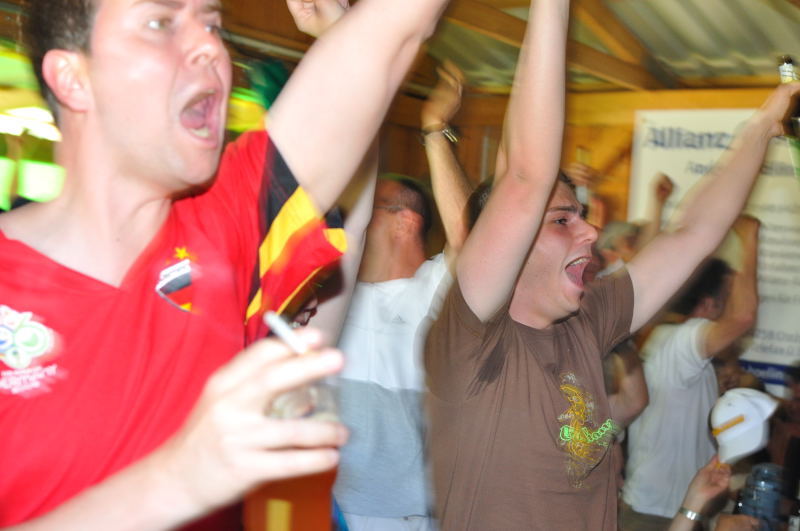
left=568, top=257, right=589, bottom=267
left=191, top=126, right=210, bottom=139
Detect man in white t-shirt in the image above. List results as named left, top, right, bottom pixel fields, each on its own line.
left=334, top=64, right=472, bottom=531
left=622, top=216, right=760, bottom=530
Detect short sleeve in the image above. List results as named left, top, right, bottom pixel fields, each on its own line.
left=424, top=278, right=509, bottom=401
left=186, top=131, right=346, bottom=342
left=579, top=268, right=635, bottom=358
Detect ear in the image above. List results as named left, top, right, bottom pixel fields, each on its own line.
left=41, top=49, right=91, bottom=114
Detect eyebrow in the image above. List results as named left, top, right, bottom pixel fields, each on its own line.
left=134, top=0, right=183, bottom=8
left=546, top=205, right=579, bottom=214
left=203, top=0, right=223, bottom=14
left=133, top=0, right=222, bottom=13
left=548, top=204, right=588, bottom=219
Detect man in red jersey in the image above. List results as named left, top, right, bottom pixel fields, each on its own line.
left=0, top=0, right=449, bottom=528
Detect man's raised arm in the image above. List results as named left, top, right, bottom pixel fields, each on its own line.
left=421, top=62, right=473, bottom=263
left=627, top=83, right=800, bottom=332
left=455, top=0, right=570, bottom=321
left=268, top=0, right=449, bottom=214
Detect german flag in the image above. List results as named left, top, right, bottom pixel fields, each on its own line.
left=243, top=142, right=346, bottom=344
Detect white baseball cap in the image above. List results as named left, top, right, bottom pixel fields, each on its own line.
left=711, top=388, right=778, bottom=465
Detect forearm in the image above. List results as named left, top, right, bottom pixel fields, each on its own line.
left=425, top=132, right=472, bottom=254
left=10, top=453, right=198, bottom=531
left=628, top=115, right=772, bottom=332
left=609, top=348, right=649, bottom=427
left=310, top=145, right=377, bottom=343
left=269, top=0, right=449, bottom=213
left=638, top=201, right=665, bottom=249
left=499, top=0, right=569, bottom=181
left=714, top=228, right=759, bottom=343
left=727, top=231, right=759, bottom=323
left=673, top=116, right=772, bottom=257
left=610, top=359, right=648, bottom=427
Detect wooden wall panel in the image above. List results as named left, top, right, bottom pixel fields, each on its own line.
left=224, top=0, right=313, bottom=48
left=562, top=124, right=634, bottom=223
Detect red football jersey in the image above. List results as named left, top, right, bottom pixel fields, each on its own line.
left=0, top=131, right=344, bottom=526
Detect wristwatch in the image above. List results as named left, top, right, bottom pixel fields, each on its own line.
left=677, top=506, right=703, bottom=522
left=420, top=124, right=459, bottom=144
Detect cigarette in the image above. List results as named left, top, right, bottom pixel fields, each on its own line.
left=264, top=311, right=309, bottom=354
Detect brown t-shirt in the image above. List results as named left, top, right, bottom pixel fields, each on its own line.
left=425, top=271, right=634, bottom=530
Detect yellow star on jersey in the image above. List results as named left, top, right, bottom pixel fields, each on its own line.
left=174, top=247, right=196, bottom=261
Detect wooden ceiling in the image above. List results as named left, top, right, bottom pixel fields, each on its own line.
left=3, top=0, right=797, bottom=104
left=219, top=0, right=672, bottom=93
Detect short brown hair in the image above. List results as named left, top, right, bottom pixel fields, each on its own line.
left=24, top=0, right=97, bottom=121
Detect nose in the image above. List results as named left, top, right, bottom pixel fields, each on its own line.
left=184, top=20, right=226, bottom=68
left=578, top=218, right=598, bottom=245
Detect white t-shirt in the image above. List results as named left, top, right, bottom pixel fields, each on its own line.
left=334, top=253, right=452, bottom=519
left=622, top=318, right=718, bottom=518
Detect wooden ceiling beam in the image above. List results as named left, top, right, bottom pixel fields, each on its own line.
left=445, top=0, right=664, bottom=90
left=443, top=0, right=528, bottom=48
left=572, top=0, right=647, bottom=65
left=567, top=40, right=662, bottom=90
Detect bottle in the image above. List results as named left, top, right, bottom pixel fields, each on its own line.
left=735, top=463, right=784, bottom=531
left=779, top=55, right=798, bottom=84
left=779, top=56, right=800, bottom=135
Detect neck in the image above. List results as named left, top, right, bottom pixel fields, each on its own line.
left=508, top=288, right=556, bottom=330
left=357, top=233, right=426, bottom=283
left=0, top=124, right=173, bottom=286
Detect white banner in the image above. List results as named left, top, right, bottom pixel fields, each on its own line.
left=629, top=109, right=800, bottom=395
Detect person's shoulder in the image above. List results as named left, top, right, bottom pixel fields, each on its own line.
left=414, top=252, right=447, bottom=278
left=0, top=204, right=45, bottom=253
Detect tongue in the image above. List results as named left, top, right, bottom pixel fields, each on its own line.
left=180, top=104, right=206, bottom=131
left=565, top=262, right=585, bottom=287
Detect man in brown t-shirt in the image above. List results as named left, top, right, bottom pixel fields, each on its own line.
left=424, top=0, right=800, bottom=529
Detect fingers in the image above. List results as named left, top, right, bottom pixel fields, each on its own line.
left=436, top=69, right=463, bottom=94
left=441, top=59, right=465, bottom=82
left=205, top=328, right=336, bottom=397
left=563, top=162, right=597, bottom=188
left=717, top=514, right=760, bottom=531
left=247, top=448, right=342, bottom=482
left=317, top=0, right=349, bottom=22
left=422, top=65, right=465, bottom=126
left=231, top=348, right=343, bottom=411
left=232, top=417, right=349, bottom=449
left=437, top=60, right=466, bottom=88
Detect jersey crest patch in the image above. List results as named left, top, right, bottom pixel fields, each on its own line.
left=155, top=247, right=198, bottom=312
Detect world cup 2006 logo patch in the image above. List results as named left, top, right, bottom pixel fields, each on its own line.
left=0, top=305, right=61, bottom=397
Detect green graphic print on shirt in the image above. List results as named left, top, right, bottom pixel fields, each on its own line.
left=557, top=372, right=619, bottom=488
